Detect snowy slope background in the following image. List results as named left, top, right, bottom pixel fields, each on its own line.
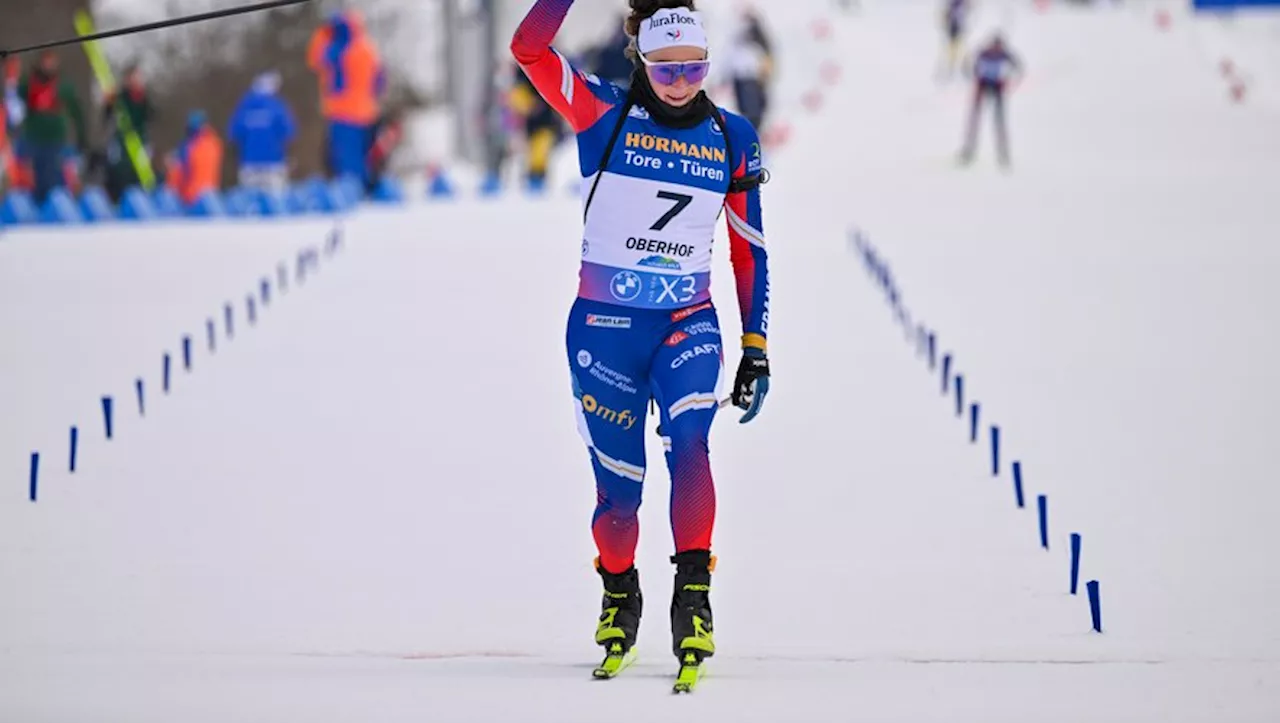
left=3, top=0, right=1280, bottom=721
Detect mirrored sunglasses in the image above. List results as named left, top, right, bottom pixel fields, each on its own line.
left=640, top=55, right=711, bottom=86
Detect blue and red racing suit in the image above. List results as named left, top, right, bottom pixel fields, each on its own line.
left=512, top=0, right=770, bottom=574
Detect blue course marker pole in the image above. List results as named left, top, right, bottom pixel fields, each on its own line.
left=182, top=336, right=193, bottom=371
left=969, top=403, right=980, bottom=443
left=69, top=426, right=78, bottom=473
left=954, top=375, right=965, bottom=417
left=206, top=319, right=216, bottom=353
left=163, top=353, right=172, bottom=393
left=1070, top=533, right=1082, bottom=595
left=135, top=378, right=145, bottom=417
left=260, top=278, right=272, bottom=306
left=102, top=396, right=114, bottom=440
left=1087, top=580, right=1103, bottom=632
left=277, top=263, right=288, bottom=293
left=224, top=303, right=234, bottom=340
left=991, top=425, right=1001, bottom=476
left=1012, top=461, right=1025, bottom=508
left=29, top=452, right=40, bottom=502
left=941, top=354, right=952, bottom=394
left=927, top=333, right=937, bottom=370
left=1038, top=495, right=1049, bottom=549
left=247, top=295, right=257, bottom=325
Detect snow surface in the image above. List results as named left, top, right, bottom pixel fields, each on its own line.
left=3, top=1, right=1280, bottom=720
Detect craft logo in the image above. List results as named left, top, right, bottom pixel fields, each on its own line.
left=670, top=343, right=721, bottom=369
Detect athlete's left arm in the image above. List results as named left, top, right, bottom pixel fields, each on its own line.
left=723, top=116, right=770, bottom=353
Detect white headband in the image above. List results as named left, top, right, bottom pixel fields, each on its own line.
left=637, top=8, right=709, bottom=56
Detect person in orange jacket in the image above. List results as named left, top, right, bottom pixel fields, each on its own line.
left=307, top=11, right=385, bottom=186
left=166, top=110, right=224, bottom=207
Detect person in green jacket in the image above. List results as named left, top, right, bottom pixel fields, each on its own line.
left=18, top=51, right=87, bottom=204
left=101, top=64, right=156, bottom=201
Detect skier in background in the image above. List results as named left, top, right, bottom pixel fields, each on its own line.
left=165, top=110, right=224, bottom=207
left=307, top=11, right=385, bottom=189
left=100, top=64, right=156, bottom=202
left=17, top=51, right=86, bottom=205
left=511, top=0, right=771, bottom=686
left=726, top=7, right=774, bottom=131
left=228, top=71, right=297, bottom=194
left=938, top=0, right=970, bottom=81
left=957, top=33, right=1023, bottom=168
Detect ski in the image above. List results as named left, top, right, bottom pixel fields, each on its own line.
left=591, top=643, right=637, bottom=679
left=672, top=652, right=704, bottom=693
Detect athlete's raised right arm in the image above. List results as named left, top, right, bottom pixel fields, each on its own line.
left=511, top=0, right=620, bottom=133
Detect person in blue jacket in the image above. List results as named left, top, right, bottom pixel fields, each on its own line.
left=228, top=72, right=297, bottom=193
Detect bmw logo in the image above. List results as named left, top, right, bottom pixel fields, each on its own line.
left=577, top=350, right=593, bottom=368
left=610, top=271, right=643, bottom=302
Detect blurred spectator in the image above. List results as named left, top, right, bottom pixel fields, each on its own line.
left=585, top=14, right=633, bottom=90
left=365, top=109, right=403, bottom=193
left=958, top=33, right=1024, bottom=168
left=307, top=11, right=385, bottom=187
left=727, top=9, right=774, bottom=131
left=166, top=110, right=224, bottom=206
left=101, top=64, right=157, bottom=202
left=938, top=0, right=971, bottom=80
left=17, top=51, right=86, bottom=204
left=508, top=64, right=564, bottom=192
left=228, top=71, right=297, bottom=194
left=2, top=57, right=23, bottom=195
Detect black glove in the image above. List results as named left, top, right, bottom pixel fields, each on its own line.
left=731, top=348, right=770, bottom=423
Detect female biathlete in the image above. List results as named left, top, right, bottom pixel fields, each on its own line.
left=511, top=0, right=771, bottom=689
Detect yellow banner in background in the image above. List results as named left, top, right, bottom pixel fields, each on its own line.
left=73, top=10, right=157, bottom=191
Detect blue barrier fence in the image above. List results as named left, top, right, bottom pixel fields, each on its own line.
left=1, top=176, right=404, bottom=228
left=850, top=227, right=1104, bottom=634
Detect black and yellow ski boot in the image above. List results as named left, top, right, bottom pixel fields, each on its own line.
left=592, top=558, right=642, bottom=679
left=670, top=550, right=716, bottom=692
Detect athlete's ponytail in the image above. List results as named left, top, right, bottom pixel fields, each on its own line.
left=625, top=0, right=697, bottom=60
